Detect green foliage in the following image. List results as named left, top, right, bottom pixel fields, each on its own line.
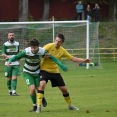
left=28, top=13, right=34, bottom=21
left=99, top=22, right=117, bottom=48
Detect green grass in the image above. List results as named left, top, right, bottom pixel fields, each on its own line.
left=0, top=60, right=117, bottom=117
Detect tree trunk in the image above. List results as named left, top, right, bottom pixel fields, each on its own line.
left=19, top=0, right=28, bottom=21
left=19, top=0, right=23, bottom=21
left=112, top=2, right=117, bottom=21
left=42, top=0, right=50, bottom=21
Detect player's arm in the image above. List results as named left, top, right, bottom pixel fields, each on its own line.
left=44, top=51, right=68, bottom=72
left=7, top=51, right=26, bottom=66
left=50, top=55, right=68, bottom=72
left=72, top=57, right=91, bottom=63
left=2, top=44, right=11, bottom=59
left=63, top=49, right=91, bottom=63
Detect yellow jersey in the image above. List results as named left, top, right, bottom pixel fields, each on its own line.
left=41, top=43, right=73, bottom=73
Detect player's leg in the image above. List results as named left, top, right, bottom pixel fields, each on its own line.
left=42, top=96, right=47, bottom=107
left=7, top=78, right=12, bottom=95
left=36, top=70, right=48, bottom=113
left=59, top=86, right=79, bottom=110
left=59, top=86, right=71, bottom=105
left=38, top=73, right=47, bottom=107
left=23, top=72, right=37, bottom=112
left=52, top=73, right=79, bottom=110
left=35, top=73, right=47, bottom=108
left=11, top=66, right=20, bottom=96
left=5, top=66, right=12, bottom=95
left=51, top=74, right=72, bottom=108
left=36, top=80, right=47, bottom=113
left=11, top=76, right=18, bottom=96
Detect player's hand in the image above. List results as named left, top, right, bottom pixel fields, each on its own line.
left=44, top=53, right=51, bottom=58
left=7, top=62, right=11, bottom=67
left=84, top=59, right=91, bottom=63
left=6, top=55, right=12, bottom=59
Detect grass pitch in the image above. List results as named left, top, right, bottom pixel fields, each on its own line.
left=0, top=60, right=117, bottom=117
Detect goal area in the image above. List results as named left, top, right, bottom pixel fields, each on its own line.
left=0, top=21, right=102, bottom=70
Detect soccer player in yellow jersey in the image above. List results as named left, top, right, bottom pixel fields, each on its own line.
left=36, top=33, right=91, bottom=113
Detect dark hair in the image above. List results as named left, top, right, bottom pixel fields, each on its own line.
left=57, top=33, right=65, bottom=42
left=8, top=32, right=13, bottom=33
left=8, top=32, right=14, bottom=35
left=29, top=39, right=40, bottom=46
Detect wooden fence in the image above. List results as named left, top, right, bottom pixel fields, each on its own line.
left=0, top=48, right=117, bottom=61
left=98, top=48, right=117, bottom=60
left=66, top=48, right=117, bottom=61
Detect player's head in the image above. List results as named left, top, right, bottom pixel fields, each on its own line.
left=55, top=34, right=65, bottom=48
left=29, top=39, right=40, bottom=53
left=8, top=32, right=15, bottom=42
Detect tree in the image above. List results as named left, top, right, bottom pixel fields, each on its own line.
left=19, top=0, right=28, bottom=21
left=42, top=0, right=50, bottom=21
left=42, top=0, right=74, bottom=21
left=18, top=0, right=116, bottom=21
left=109, top=0, right=117, bottom=21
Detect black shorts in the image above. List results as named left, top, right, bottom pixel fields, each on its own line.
left=40, top=70, right=65, bottom=87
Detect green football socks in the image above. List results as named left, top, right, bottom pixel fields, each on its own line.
left=11, top=79, right=17, bottom=90
left=7, top=80, right=11, bottom=90
left=30, top=93, right=36, bottom=104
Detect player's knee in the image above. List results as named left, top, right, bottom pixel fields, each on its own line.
left=30, top=85, right=36, bottom=94
left=39, top=81, right=46, bottom=89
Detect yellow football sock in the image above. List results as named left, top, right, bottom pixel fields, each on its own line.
left=37, top=91, right=44, bottom=106
left=63, top=93, right=71, bottom=105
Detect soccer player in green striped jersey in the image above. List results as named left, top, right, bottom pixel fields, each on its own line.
left=7, top=39, right=68, bottom=112
left=2, top=32, right=20, bottom=96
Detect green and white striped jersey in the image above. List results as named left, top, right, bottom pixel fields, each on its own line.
left=23, top=47, right=45, bottom=74
left=9, top=47, right=45, bottom=74
left=2, top=41, right=19, bottom=65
